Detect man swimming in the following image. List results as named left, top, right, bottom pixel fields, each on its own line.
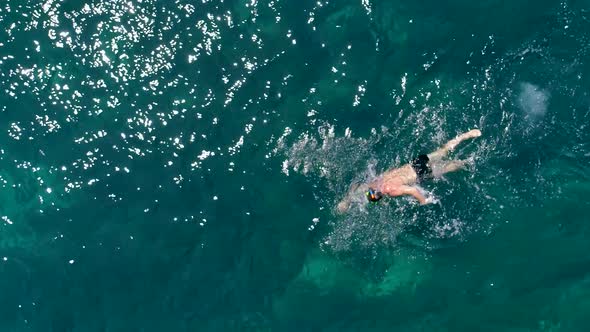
left=337, top=129, right=482, bottom=212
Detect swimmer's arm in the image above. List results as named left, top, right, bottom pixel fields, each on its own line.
left=336, top=197, right=351, bottom=214
left=399, top=186, right=428, bottom=205
left=336, top=184, right=360, bottom=213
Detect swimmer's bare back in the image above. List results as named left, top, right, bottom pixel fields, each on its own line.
left=337, top=129, right=482, bottom=213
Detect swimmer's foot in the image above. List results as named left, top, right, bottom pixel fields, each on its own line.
left=444, top=129, right=481, bottom=150
left=462, top=129, right=482, bottom=140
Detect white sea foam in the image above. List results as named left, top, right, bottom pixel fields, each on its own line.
left=517, top=82, right=549, bottom=118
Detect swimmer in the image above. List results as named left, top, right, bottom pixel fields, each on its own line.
left=337, top=129, right=482, bottom=212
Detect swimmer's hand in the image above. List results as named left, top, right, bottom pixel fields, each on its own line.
left=423, top=197, right=437, bottom=205
left=336, top=183, right=369, bottom=214
left=336, top=200, right=350, bottom=214
left=400, top=186, right=439, bottom=205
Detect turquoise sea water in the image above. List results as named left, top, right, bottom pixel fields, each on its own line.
left=1, top=0, right=590, bottom=330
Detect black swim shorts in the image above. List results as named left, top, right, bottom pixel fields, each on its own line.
left=411, top=154, right=432, bottom=180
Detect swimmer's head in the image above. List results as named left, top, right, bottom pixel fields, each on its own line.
left=366, top=188, right=383, bottom=202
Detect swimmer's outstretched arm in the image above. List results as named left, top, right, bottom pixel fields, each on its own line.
left=336, top=183, right=367, bottom=213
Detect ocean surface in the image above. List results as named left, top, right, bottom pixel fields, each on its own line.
left=0, top=0, right=589, bottom=331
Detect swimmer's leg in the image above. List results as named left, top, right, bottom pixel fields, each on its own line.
left=431, top=160, right=469, bottom=178
left=427, top=129, right=482, bottom=161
